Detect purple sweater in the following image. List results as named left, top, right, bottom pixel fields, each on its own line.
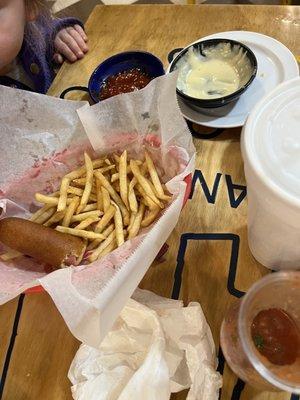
left=0, top=16, right=83, bottom=94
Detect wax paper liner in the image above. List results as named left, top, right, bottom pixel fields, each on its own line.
left=0, top=73, right=195, bottom=347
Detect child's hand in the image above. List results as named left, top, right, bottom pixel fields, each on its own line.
left=53, top=24, right=88, bottom=64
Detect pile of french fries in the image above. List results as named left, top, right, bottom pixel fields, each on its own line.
left=28, top=150, right=171, bottom=264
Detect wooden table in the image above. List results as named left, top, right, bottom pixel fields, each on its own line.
left=1, top=5, right=300, bottom=400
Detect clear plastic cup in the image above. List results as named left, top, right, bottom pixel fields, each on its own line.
left=220, top=271, right=300, bottom=393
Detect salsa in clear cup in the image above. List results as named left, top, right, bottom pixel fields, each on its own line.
left=220, top=272, right=300, bottom=392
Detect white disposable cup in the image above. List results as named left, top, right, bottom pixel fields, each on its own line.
left=241, top=77, right=300, bottom=270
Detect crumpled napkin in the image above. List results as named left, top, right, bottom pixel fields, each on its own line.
left=68, top=289, right=222, bottom=400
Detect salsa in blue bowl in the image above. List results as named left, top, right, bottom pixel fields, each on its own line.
left=60, top=51, right=164, bottom=103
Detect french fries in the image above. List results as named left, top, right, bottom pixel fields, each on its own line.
left=82, top=203, right=98, bottom=212
left=101, top=186, right=110, bottom=213
left=95, top=165, right=116, bottom=174
left=88, top=230, right=116, bottom=263
left=71, top=210, right=103, bottom=223
left=19, top=150, right=171, bottom=265
left=119, top=150, right=128, bottom=209
left=145, top=151, right=172, bottom=201
left=128, top=203, right=145, bottom=239
left=62, top=196, right=80, bottom=227
left=87, top=223, right=115, bottom=250
left=111, top=173, right=119, bottom=183
left=94, top=170, right=130, bottom=225
left=67, top=187, right=83, bottom=196
left=110, top=160, right=143, bottom=183
left=96, top=180, right=103, bottom=212
left=95, top=239, right=116, bottom=259
left=56, top=226, right=105, bottom=240
left=128, top=177, right=138, bottom=213
left=75, top=216, right=100, bottom=230
left=43, top=210, right=65, bottom=227
left=57, top=177, right=71, bottom=211
left=77, top=152, right=93, bottom=214
left=136, top=182, right=158, bottom=210
left=35, top=193, right=61, bottom=206
left=112, top=202, right=124, bottom=247
left=30, top=204, right=55, bottom=223
left=95, top=204, right=115, bottom=233
left=33, top=206, right=56, bottom=225
left=141, top=206, right=160, bottom=228
left=130, top=160, right=163, bottom=208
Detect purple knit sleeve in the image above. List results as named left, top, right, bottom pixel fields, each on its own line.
left=18, top=16, right=85, bottom=93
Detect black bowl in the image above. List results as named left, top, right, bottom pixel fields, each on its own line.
left=169, top=38, right=258, bottom=109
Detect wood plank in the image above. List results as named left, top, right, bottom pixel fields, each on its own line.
left=0, top=298, right=19, bottom=381
left=2, top=5, right=299, bottom=399
left=1, top=293, right=79, bottom=400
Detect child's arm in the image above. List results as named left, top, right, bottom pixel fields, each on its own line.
left=18, top=16, right=89, bottom=93
left=39, top=16, right=88, bottom=65
left=53, top=22, right=88, bottom=64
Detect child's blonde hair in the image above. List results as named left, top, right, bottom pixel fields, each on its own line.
left=25, top=0, right=51, bottom=19
left=24, top=0, right=52, bottom=52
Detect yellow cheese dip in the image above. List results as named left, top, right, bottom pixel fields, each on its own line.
left=186, top=58, right=239, bottom=99
left=177, top=42, right=253, bottom=100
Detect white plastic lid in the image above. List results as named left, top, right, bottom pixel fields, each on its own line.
left=242, top=77, right=300, bottom=206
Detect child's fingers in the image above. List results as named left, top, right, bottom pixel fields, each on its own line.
left=57, top=30, right=84, bottom=59
left=53, top=53, right=64, bottom=64
left=74, top=24, right=88, bottom=41
left=66, top=27, right=88, bottom=53
left=54, top=37, right=77, bottom=62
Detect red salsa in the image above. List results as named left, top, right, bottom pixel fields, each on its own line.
left=251, top=308, right=300, bottom=366
left=99, top=68, right=152, bottom=100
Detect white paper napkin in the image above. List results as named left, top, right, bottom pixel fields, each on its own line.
left=69, top=289, right=222, bottom=400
